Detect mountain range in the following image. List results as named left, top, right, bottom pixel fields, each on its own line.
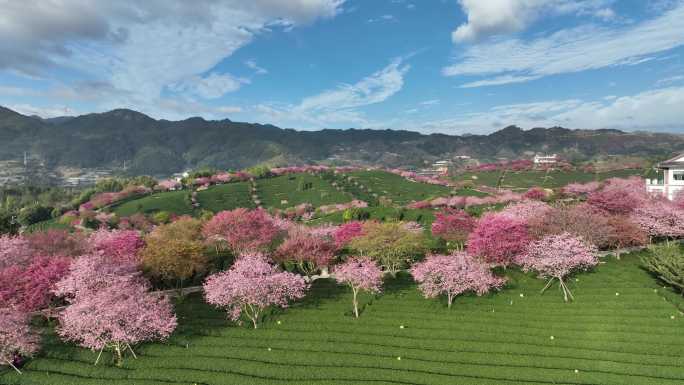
left=1, top=105, right=683, bottom=177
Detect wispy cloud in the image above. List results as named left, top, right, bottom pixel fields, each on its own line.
left=0, top=0, right=346, bottom=119
left=408, top=86, right=684, bottom=134
left=245, top=59, right=268, bottom=75
left=656, top=74, right=684, bottom=86
left=444, top=2, right=684, bottom=87
left=256, top=58, right=409, bottom=128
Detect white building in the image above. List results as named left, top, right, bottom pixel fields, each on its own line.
left=533, top=154, right=558, bottom=164
left=646, top=153, right=684, bottom=200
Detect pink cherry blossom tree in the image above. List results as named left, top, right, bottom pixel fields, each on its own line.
left=587, top=177, right=647, bottom=215
left=630, top=200, right=684, bottom=243
left=523, top=187, right=547, bottom=201
left=0, top=235, right=32, bottom=269
left=25, top=229, right=86, bottom=258
left=203, top=254, right=307, bottom=328
left=333, top=221, right=364, bottom=249
left=334, top=257, right=383, bottom=318
left=431, top=209, right=475, bottom=251
left=275, top=227, right=337, bottom=278
left=57, top=279, right=177, bottom=366
left=500, top=201, right=552, bottom=222
left=0, top=256, right=71, bottom=312
left=467, top=212, right=531, bottom=266
left=411, top=253, right=506, bottom=308
left=0, top=308, right=40, bottom=374
left=202, top=208, right=281, bottom=254
left=88, top=229, right=144, bottom=264
left=53, top=253, right=140, bottom=302
left=518, top=232, right=598, bottom=302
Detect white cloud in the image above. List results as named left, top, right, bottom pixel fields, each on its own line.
left=656, top=74, right=684, bottom=86
left=255, top=58, right=409, bottom=128
left=409, top=86, right=684, bottom=134
left=368, top=14, right=396, bottom=23
left=245, top=59, right=268, bottom=75
left=452, top=0, right=615, bottom=43
left=6, top=103, right=79, bottom=118
left=444, top=3, right=684, bottom=86
left=0, top=0, right=345, bottom=118
left=420, top=99, right=440, bottom=106
left=169, top=72, right=249, bottom=99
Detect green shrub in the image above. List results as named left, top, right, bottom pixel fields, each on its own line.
left=642, top=243, right=684, bottom=294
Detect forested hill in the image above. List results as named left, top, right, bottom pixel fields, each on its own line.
left=1, top=105, right=683, bottom=176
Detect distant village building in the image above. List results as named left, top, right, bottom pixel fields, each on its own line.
left=533, top=154, right=558, bottom=165
left=432, top=160, right=452, bottom=174
left=646, top=153, right=684, bottom=200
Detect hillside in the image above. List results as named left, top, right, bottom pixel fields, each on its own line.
left=2, top=106, right=684, bottom=177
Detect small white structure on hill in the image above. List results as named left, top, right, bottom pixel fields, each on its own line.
left=646, top=153, right=684, bottom=200
left=533, top=154, right=558, bottom=165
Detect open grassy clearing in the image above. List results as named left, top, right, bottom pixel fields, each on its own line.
left=256, top=174, right=352, bottom=209
left=344, top=171, right=483, bottom=205
left=196, top=182, right=255, bottom=213
left=454, top=169, right=644, bottom=190
left=3, top=252, right=682, bottom=385
left=310, top=207, right=437, bottom=227
left=112, top=190, right=194, bottom=217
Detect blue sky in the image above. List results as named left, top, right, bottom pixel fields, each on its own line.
left=1, top=0, right=683, bottom=134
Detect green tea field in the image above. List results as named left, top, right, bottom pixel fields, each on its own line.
left=3, top=253, right=682, bottom=385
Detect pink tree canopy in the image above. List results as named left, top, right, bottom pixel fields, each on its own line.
left=0, top=308, right=40, bottom=374
left=431, top=209, right=476, bottom=250
left=0, top=235, right=32, bottom=269
left=25, top=229, right=86, bottom=258
left=587, top=177, right=647, bottom=215
left=411, top=253, right=505, bottom=308
left=275, top=227, right=337, bottom=278
left=523, top=187, right=547, bottom=200
left=0, top=256, right=71, bottom=312
left=57, top=279, right=177, bottom=366
left=88, top=229, right=144, bottom=264
left=53, top=253, right=140, bottom=302
left=203, top=254, right=307, bottom=328
left=467, top=212, right=531, bottom=266
left=334, top=257, right=383, bottom=318
left=500, top=201, right=552, bottom=222
left=518, top=232, right=598, bottom=302
left=333, top=221, right=364, bottom=249
left=630, top=200, right=684, bottom=241
left=202, top=208, right=281, bottom=254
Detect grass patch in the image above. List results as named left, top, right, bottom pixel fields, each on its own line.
left=310, top=207, right=437, bottom=226
left=344, top=171, right=456, bottom=205
left=112, top=190, right=194, bottom=217
left=196, top=182, right=255, bottom=213
left=257, top=174, right=352, bottom=209
left=3, top=253, right=683, bottom=384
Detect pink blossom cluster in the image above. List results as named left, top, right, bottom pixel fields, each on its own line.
left=270, top=165, right=332, bottom=176
left=0, top=235, right=33, bottom=269
left=407, top=192, right=524, bottom=210
left=0, top=308, right=40, bottom=373
left=587, top=177, right=648, bottom=215
left=467, top=212, right=531, bottom=266
left=431, top=209, right=475, bottom=247
left=411, top=253, right=505, bottom=308
left=275, top=226, right=337, bottom=275
left=156, top=179, right=181, bottom=191
left=334, top=257, right=383, bottom=318
left=500, top=201, right=552, bottom=222
left=203, top=254, right=307, bottom=328
left=386, top=169, right=453, bottom=187
left=517, top=233, right=598, bottom=301
left=202, top=208, right=282, bottom=254
left=0, top=255, right=72, bottom=312
left=333, top=221, right=364, bottom=249
left=82, top=186, right=152, bottom=211
left=88, top=229, right=144, bottom=264
left=562, top=181, right=601, bottom=196
left=630, top=200, right=684, bottom=239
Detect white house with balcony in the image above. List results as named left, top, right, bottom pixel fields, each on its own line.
left=533, top=154, right=558, bottom=165
left=646, top=153, right=684, bottom=200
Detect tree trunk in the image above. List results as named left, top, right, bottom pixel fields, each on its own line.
left=352, top=287, right=359, bottom=318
